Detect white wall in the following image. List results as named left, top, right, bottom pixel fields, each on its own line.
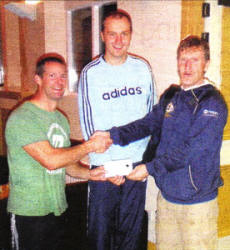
left=118, top=0, right=182, bottom=243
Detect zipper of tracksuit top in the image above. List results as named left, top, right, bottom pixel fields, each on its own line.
left=189, top=89, right=199, bottom=191
left=191, top=89, right=199, bottom=114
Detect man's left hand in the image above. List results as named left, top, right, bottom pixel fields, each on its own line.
left=127, top=164, right=149, bottom=181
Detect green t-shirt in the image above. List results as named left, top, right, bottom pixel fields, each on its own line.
left=5, top=102, right=70, bottom=216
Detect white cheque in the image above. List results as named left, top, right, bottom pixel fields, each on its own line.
left=104, top=159, right=133, bottom=177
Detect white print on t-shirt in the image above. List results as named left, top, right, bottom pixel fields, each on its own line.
left=47, top=123, right=68, bottom=148
left=46, top=168, right=63, bottom=175
left=46, top=122, right=68, bottom=175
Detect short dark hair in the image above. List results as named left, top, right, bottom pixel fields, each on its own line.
left=177, top=35, right=210, bottom=61
left=35, top=53, right=66, bottom=77
left=101, top=9, right=132, bottom=33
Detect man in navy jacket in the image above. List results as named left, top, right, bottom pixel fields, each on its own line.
left=93, top=36, right=228, bottom=249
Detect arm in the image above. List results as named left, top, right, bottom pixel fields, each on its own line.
left=109, top=103, right=163, bottom=146
left=5, top=104, right=112, bottom=171
left=66, top=162, right=106, bottom=181
left=66, top=161, right=124, bottom=185
left=23, top=135, right=112, bottom=171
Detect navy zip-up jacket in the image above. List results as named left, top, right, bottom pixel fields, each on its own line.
left=110, top=84, right=228, bottom=204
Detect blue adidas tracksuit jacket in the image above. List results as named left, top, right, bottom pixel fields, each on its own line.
left=110, top=83, right=228, bottom=205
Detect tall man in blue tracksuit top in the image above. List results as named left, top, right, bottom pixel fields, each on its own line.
left=94, top=36, right=228, bottom=249
left=78, top=10, right=157, bottom=250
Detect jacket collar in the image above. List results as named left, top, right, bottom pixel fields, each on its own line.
left=181, top=78, right=214, bottom=91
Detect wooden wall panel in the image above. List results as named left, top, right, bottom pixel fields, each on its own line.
left=19, top=3, right=45, bottom=96
left=3, top=8, right=21, bottom=90
left=148, top=242, right=156, bottom=250
left=218, top=165, right=230, bottom=237
left=181, top=0, right=204, bottom=39
left=221, top=7, right=230, bottom=140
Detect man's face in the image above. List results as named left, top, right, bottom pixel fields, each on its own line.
left=37, top=61, right=67, bottom=101
left=101, top=16, right=132, bottom=65
left=178, top=46, right=209, bottom=89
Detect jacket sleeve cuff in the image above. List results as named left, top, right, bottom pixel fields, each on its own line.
left=109, top=127, right=120, bottom=145
left=146, top=161, right=155, bottom=176
left=146, top=158, right=168, bottom=177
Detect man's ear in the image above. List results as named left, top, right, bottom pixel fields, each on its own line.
left=34, top=74, right=42, bottom=86
left=204, top=60, right=210, bottom=73
left=100, top=31, right=105, bottom=43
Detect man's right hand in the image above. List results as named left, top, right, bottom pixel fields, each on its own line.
left=88, top=131, right=113, bottom=153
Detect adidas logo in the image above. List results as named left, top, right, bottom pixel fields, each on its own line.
left=102, top=86, right=142, bottom=100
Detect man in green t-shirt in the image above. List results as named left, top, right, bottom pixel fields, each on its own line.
left=5, top=53, right=111, bottom=250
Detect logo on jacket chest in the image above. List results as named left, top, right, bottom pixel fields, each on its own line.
left=203, top=109, right=219, bottom=118
left=102, top=86, right=142, bottom=100
left=165, top=102, right=175, bottom=117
